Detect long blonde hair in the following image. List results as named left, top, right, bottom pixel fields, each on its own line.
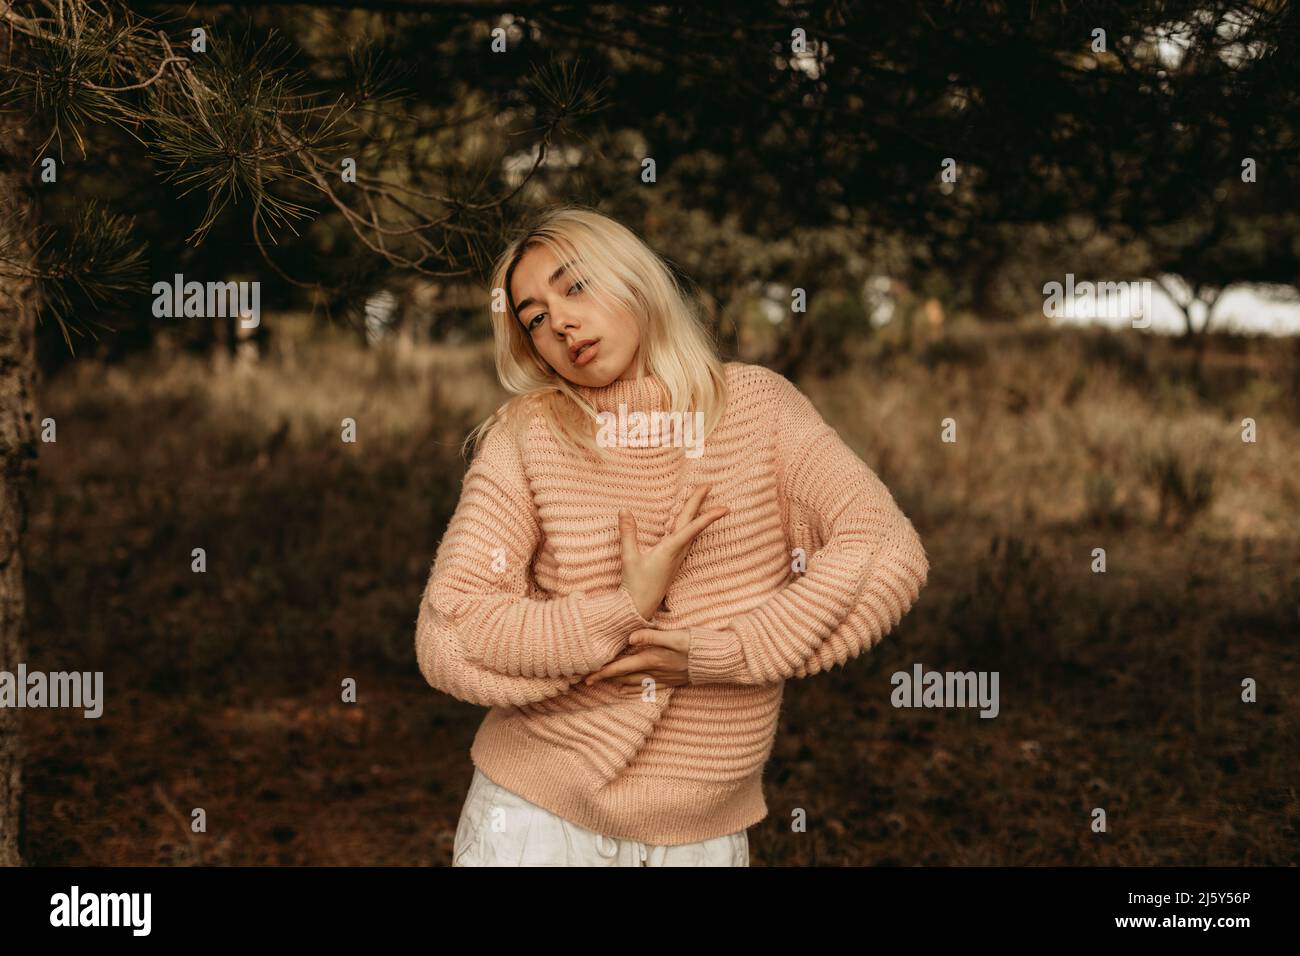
left=461, top=205, right=728, bottom=463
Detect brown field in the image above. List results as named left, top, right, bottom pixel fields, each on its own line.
left=20, top=315, right=1300, bottom=865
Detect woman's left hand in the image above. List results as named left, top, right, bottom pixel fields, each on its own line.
left=583, top=628, right=691, bottom=694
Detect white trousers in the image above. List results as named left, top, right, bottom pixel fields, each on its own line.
left=452, top=767, right=749, bottom=867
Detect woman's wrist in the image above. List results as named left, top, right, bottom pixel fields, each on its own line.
left=619, top=582, right=658, bottom=623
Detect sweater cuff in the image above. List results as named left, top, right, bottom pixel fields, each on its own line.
left=686, top=625, right=747, bottom=684
left=580, top=585, right=654, bottom=663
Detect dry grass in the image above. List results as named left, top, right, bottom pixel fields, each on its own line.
left=21, top=315, right=1300, bottom=865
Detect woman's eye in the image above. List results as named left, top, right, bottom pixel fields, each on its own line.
left=525, top=283, right=581, bottom=330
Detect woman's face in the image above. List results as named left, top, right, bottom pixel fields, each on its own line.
left=510, top=242, right=643, bottom=386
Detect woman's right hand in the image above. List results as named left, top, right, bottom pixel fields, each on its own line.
left=618, top=484, right=729, bottom=621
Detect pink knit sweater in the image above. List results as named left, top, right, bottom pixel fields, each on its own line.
left=415, top=361, right=929, bottom=845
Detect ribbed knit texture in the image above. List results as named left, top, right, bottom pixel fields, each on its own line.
left=415, top=361, right=930, bottom=845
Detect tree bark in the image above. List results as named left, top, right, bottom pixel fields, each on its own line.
left=0, top=23, right=39, bottom=868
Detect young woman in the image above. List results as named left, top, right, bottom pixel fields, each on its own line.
left=415, top=205, right=930, bottom=866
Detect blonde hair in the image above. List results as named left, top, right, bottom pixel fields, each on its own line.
left=460, top=204, right=728, bottom=463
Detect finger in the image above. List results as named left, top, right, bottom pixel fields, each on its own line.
left=584, top=660, right=623, bottom=684
left=617, top=509, right=640, bottom=565
left=613, top=671, right=686, bottom=697
left=588, top=652, right=659, bottom=681
left=627, top=627, right=667, bottom=647
left=628, top=628, right=689, bottom=653
left=619, top=673, right=687, bottom=693
left=665, top=506, right=729, bottom=547
left=670, top=484, right=711, bottom=532
left=619, top=672, right=669, bottom=687
left=618, top=674, right=655, bottom=693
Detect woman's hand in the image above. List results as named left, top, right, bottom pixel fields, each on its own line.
left=584, top=628, right=691, bottom=694
left=619, top=484, right=728, bottom=621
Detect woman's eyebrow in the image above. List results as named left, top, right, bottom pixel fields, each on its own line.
left=514, top=263, right=575, bottom=315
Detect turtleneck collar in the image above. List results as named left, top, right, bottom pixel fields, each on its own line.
left=574, top=372, right=668, bottom=413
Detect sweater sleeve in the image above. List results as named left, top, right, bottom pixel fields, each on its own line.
left=414, top=417, right=653, bottom=707
left=685, top=370, right=929, bottom=686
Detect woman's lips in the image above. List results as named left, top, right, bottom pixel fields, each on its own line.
left=572, top=340, right=599, bottom=366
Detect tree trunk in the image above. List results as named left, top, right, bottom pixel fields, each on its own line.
left=0, top=23, right=38, bottom=867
